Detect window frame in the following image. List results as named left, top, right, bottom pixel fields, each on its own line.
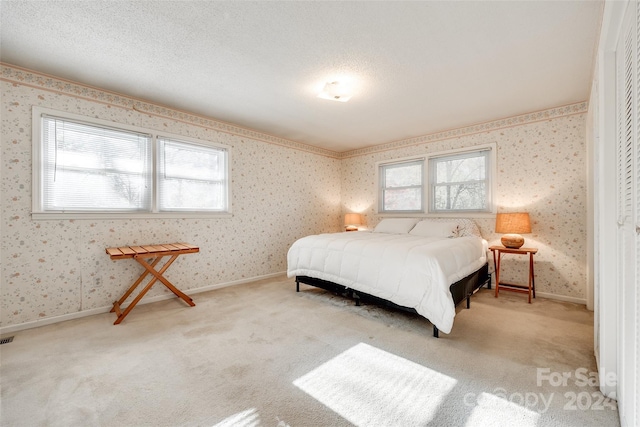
left=377, top=158, right=426, bottom=214
left=32, top=106, right=232, bottom=220
left=157, top=136, right=230, bottom=213
left=428, top=147, right=493, bottom=214
left=376, top=143, right=497, bottom=217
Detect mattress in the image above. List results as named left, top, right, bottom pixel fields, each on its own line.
left=287, top=231, right=488, bottom=334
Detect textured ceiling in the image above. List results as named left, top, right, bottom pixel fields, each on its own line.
left=1, top=1, right=603, bottom=152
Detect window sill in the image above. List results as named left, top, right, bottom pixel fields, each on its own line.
left=31, top=212, right=233, bottom=221
left=377, top=212, right=496, bottom=219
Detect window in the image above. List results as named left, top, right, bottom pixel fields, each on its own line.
left=40, top=116, right=153, bottom=212
left=158, top=138, right=227, bottom=212
left=33, top=107, right=231, bottom=218
left=377, top=144, right=495, bottom=215
left=429, top=149, right=491, bottom=213
left=379, top=160, right=424, bottom=213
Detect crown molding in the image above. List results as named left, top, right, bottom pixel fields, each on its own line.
left=2, top=63, right=587, bottom=161
left=1, top=63, right=340, bottom=159
left=338, top=101, right=588, bottom=159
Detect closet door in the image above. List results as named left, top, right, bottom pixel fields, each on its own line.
left=634, top=2, right=640, bottom=421
left=615, top=2, right=638, bottom=424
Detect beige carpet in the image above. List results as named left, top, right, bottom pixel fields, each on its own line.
left=0, top=275, right=619, bottom=426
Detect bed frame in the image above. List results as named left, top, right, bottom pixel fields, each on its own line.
left=295, top=262, right=491, bottom=338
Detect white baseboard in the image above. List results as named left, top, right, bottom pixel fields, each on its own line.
left=487, top=277, right=588, bottom=306
left=0, top=271, right=287, bottom=336
left=535, top=291, right=587, bottom=306
left=1, top=272, right=587, bottom=335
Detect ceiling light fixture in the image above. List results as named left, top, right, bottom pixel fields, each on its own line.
left=318, top=81, right=352, bottom=102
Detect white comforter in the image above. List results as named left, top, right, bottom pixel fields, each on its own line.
left=287, top=232, right=487, bottom=334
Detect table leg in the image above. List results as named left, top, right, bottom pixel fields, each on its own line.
left=135, top=255, right=195, bottom=306
left=494, top=250, right=501, bottom=298
left=527, top=259, right=532, bottom=304
left=112, top=254, right=195, bottom=325
left=530, top=252, right=536, bottom=300
left=110, top=256, right=163, bottom=313
left=113, top=268, right=163, bottom=324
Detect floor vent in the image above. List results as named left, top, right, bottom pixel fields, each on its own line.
left=0, top=336, right=14, bottom=345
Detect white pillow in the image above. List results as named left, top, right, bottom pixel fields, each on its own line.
left=426, top=218, right=483, bottom=238
left=409, top=220, right=459, bottom=238
left=373, top=218, right=420, bottom=234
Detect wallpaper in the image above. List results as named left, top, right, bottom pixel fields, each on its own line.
left=1, top=69, right=342, bottom=329
left=1, top=64, right=587, bottom=330
left=341, top=113, right=587, bottom=301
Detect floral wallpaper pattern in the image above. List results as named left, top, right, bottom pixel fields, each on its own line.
left=1, top=66, right=341, bottom=329
left=339, top=102, right=587, bottom=159
left=1, top=64, right=587, bottom=330
left=1, top=64, right=338, bottom=159
left=342, top=114, right=587, bottom=300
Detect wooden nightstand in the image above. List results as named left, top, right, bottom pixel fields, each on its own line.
left=489, top=245, right=538, bottom=303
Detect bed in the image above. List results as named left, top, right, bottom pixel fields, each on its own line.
left=287, top=218, right=491, bottom=337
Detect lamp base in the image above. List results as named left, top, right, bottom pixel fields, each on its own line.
left=345, top=226, right=358, bottom=232
left=501, top=234, right=524, bottom=249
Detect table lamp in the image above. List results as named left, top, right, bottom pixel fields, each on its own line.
left=495, top=212, right=531, bottom=249
left=344, top=213, right=362, bottom=232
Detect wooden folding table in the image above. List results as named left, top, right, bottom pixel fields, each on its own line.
left=106, top=243, right=199, bottom=324
left=489, top=245, right=537, bottom=303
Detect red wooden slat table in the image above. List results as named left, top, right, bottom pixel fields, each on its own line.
left=106, top=243, right=199, bottom=324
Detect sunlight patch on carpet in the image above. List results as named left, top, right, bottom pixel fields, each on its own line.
left=213, top=408, right=260, bottom=427
left=464, top=392, right=540, bottom=426
left=293, top=342, right=457, bottom=426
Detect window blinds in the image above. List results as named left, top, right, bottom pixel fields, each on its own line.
left=157, top=137, right=227, bottom=211
left=41, top=116, right=152, bottom=211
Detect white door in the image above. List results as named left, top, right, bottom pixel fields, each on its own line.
left=614, top=2, right=638, bottom=425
